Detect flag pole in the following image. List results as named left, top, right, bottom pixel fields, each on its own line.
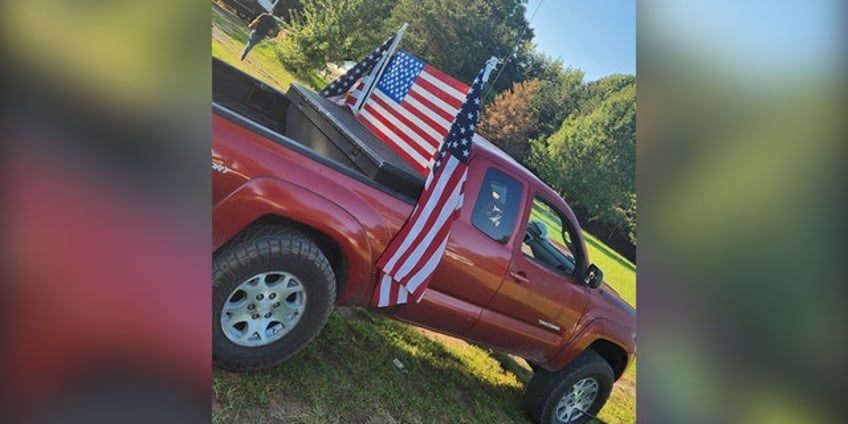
left=481, top=56, right=500, bottom=85
left=352, top=23, right=408, bottom=116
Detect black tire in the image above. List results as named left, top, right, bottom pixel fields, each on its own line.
left=525, top=350, right=614, bottom=424
left=213, top=227, right=336, bottom=371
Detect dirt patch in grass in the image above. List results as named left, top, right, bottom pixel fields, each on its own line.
left=267, top=392, right=311, bottom=422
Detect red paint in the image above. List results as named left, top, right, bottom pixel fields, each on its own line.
left=5, top=149, right=210, bottom=417
left=212, top=100, right=635, bottom=376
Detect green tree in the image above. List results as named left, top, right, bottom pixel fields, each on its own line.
left=530, top=81, right=636, bottom=241
left=478, top=79, right=539, bottom=162
left=272, top=0, right=304, bottom=23
left=385, top=0, right=534, bottom=93
left=577, top=74, right=635, bottom=115
left=278, top=0, right=399, bottom=73
left=515, top=46, right=564, bottom=83
left=477, top=57, right=588, bottom=165
left=531, top=62, right=587, bottom=141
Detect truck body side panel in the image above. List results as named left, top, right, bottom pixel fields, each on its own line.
left=212, top=177, right=373, bottom=298
left=392, top=156, right=519, bottom=335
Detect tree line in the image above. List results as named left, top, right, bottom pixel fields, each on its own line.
left=274, top=0, right=636, bottom=258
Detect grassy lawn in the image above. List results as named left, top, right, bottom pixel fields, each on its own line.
left=214, top=306, right=634, bottom=423
left=214, top=309, right=531, bottom=424
left=584, top=231, right=636, bottom=307
left=211, top=4, right=635, bottom=421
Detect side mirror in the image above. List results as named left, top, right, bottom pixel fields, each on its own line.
left=583, top=264, right=603, bottom=289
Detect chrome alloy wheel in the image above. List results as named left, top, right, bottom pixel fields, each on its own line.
left=555, top=377, right=599, bottom=422
left=220, top=271, right=307, bottom=347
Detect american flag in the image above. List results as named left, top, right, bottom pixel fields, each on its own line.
left=319, top=33, right=397, bottom=109
left=357, top=50, right=469, bottom=176
left=372, top=58, right=497, bottom=308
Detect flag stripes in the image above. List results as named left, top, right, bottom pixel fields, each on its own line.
left=414, top=72, right=466, bottom=110
left=357, top=51, right=468, bottom=175
left=418, top=65, right=470, bottom=97
left=373, top=155, right=467, bottom=306
left=372, top=57, right=496, bottom=308
left=358, top=93, right=434, bottom=168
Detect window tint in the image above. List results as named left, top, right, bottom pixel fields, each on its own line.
left=521, top=197, right=577, bottom=274
left=471, top=168, right=523, bottom=243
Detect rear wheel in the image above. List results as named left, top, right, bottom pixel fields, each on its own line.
left=213, top=227, right=336, bottom=371
left=525, top=350, right=614, bottom=423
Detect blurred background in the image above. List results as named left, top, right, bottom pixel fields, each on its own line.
left=1, top=1, right=211, bottom=422
left=0, top=0, right=844, bottom=423
left=638, top=0, right=846, bottom=422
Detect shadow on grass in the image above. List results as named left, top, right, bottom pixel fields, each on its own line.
left=213, top=307, right=533, bottom=423
left=488, top=350, right=534, bottom=385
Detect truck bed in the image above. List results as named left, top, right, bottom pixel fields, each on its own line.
left=212, top=58, right=424, bottom=200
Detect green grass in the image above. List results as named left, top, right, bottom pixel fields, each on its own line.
left=214, top=309, right=531, bottom=423
left=306, top=70, right=330, bottom=91
left=584, top=231, right=636, bottom=307
left=211, top=4, right=634, bottom=421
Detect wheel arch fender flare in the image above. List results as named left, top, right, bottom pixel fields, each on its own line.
left=213, top=177, right=375, bottom=298
left=545, top=318, right=635, bottom=380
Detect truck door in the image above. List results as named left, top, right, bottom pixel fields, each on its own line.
left=394, top=158, right=525, bottom=336
left=465, top=195, right=590, bottom=364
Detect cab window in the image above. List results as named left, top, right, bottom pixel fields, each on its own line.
left=521, top=197, right=578, bottom=275
left=471, top=168, right=523, bottom=243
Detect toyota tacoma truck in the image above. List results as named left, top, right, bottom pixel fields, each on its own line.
left=212, top=57, right=636, bottom=424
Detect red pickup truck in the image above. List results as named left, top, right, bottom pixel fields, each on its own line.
left=211, top=58, right=635, bottom=423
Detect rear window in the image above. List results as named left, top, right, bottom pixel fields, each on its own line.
left=471, top=168, right=523, bottom=243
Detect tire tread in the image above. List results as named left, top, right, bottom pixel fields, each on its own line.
left=213, top=226, right=336, bottom=371
left=525, top=349, right=614, bottom=424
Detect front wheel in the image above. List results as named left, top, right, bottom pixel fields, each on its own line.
left=212, top=227, right=336, bottom=371
left=525, top=349, right=614, bottom=424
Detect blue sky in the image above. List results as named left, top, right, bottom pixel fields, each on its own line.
left=524, top=0, right=636, bottom=81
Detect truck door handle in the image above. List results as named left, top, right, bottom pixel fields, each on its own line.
left=509, top=271, right=530, bottom=284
